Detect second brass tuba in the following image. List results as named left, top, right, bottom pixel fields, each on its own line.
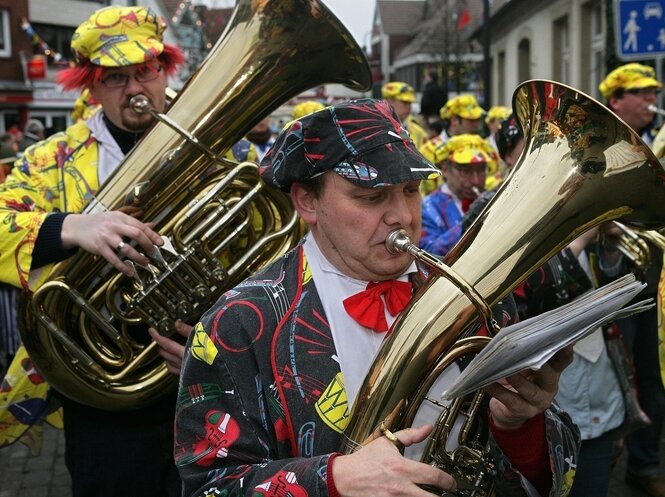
left=19, top=0, right=371, bottom=411
left=342, top=80, right=665, bottom=495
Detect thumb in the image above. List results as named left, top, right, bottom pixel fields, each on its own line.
left=395, top=424, right=434, bottom=447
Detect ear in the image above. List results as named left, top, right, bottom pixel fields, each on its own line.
left=290, top=183, right=318, bottom=226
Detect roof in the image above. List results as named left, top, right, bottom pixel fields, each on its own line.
left=376, top=0, right=426, bottom=35
left=396, top=0, right=485, bottom=59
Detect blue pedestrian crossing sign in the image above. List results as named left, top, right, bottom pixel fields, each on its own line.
left=615, top=0, right=665, bottom=60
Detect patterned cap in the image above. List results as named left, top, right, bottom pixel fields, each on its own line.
left=260, top=98, right=440, bottom=191
left=440, top=94, right=485, bottom=121
left=599, top=63, right=662, bottom=99
left=292, top=100, right=326, bottom=120
left=440, top=134, right=497, bottom=167
left=71, top=6, right=165, bottom=67
left=485, top=105, right=511, bottom=124
left=381, top=81, right=417, bottom=103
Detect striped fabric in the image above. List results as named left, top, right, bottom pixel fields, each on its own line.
left=0, top=283, right=20, bottom=357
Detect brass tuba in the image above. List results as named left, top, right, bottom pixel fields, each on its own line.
left=342, top=80, right=665, bottom=495
left=19, top=0, right=371, bottom=411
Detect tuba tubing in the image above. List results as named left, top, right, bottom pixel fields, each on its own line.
left=20, top=0, right=371, bottom=411
left=342, top=80, right=665, bottom=493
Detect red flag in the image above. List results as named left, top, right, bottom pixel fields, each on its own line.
left=457, top=9, right=471, bottom=30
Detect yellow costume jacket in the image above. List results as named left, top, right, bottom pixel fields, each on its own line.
left=0, top=120, right=102, bottom=290
left=0, top=119, right=105, bottom=452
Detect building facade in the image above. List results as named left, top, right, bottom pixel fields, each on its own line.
left=489, top=0, right=606, bottom=106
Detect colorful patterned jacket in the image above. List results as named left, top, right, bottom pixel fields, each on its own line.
left=0, top=119, right=103, bottom=451
left=420, top=186, right=464, bottom=257
left=175, top=242, right=580, bottom=497
left=0, top=119, right=100, bottom=290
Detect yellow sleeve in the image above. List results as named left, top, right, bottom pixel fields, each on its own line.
left=0, top=123, right=98, bottom=290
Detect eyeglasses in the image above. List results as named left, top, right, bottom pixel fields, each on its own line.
left=624, top=87, right=659, bottom=96
left=451, top=164, right=487, bottom=178
left=100, top=64, right=163, bottom=88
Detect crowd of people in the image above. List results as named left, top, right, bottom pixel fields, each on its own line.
left=1, top=4, right=665, bottom=497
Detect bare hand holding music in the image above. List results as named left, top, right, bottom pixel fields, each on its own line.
left=61, top=210, right=163, bottom=276
left=485, top=346, right=573, bottom=430
left=332, top=424, right=457, bottom=496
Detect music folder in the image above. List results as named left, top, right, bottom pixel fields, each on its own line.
left=441, top=273, right=651, bottom=399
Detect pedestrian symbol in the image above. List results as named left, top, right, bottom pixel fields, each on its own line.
left=615, top=0, right=665, bottom=60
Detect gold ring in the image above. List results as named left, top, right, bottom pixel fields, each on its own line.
left=380, top=422, right=404, bottom=452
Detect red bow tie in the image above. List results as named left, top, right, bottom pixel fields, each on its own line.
left=343, top=280, right=413, bottom=333
left=461, top=197, right=474, bottom=213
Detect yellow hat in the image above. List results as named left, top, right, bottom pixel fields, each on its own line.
left=71, top=6, right=165, bottom=67
left=293, top=100, right=326, bottom=120
left=599, top=63, right=662, bottom=99
left=440, top=134, right=497, bottom=167
left=485, top=105, right=511, bottom=124
left=440, top=94, right=485, bottom=120
left=382, top=81, right=416, bottom=103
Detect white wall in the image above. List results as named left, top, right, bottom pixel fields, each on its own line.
left=490, top=0, right=596, bottom=105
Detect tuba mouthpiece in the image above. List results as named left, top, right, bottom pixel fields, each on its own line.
left=648, top=104, right=665, bottom=116
left=385, top=229, right=412, bottom=254
left=129, top=95, right=150, bottom=114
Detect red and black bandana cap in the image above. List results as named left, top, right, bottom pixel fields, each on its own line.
left=259, top=98, right=440, bottom=191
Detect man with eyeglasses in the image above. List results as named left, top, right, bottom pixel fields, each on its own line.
left=599, top=63, right=665, bottom=497
left=419, top=134, right=497, bottom=256
left=419, top=94, right=487, bottom=196
left=0, top=6, right=185, bottom=496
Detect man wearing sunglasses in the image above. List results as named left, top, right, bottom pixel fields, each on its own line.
left=0, top=6, right=185, bottom=496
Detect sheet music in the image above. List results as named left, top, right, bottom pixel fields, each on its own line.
left=441, top=273, right=651, bottom=399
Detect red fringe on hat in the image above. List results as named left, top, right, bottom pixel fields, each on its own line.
left=56, top=43, right=185, bottom=92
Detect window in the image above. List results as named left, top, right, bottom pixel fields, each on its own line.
left=580, top=1, right=605, bottom=95
left=518, top=38, right=531, bottom=83
left=553, top=16, right=570, bottom=83
left=31, top=24, right=76, bottom=65
left=0, top=9, right=11, bottom=57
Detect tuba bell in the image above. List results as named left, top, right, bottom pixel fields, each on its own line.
left=342, top=80, right=665, bottom=495
left=19, top=0, right=371, bottom=411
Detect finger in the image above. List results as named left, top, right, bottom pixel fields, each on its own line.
left=99, top=245, right=136, bottom=277
left=547, top=345, right=574, bottom=373
left=117, top=242, right=152, bottom=267
left=162, top=360, right=181, bottom=375
left=496, top=373, right=553, bottom=412
left=116, top=205, right=143, bottom=218
left=117, top=223, right=163, bottom=255
left=394, top=424, right=434, bottom=446
left=149, top=328, right=186, bottom=356
left=173, top=320, right=193, bottom=339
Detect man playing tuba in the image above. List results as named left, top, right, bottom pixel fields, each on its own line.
left=174, top=99, right=580, bottom=497
left=0, top=6, right=187, bottom=496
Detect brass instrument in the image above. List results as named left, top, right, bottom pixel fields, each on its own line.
left=648, top=104, right=665, bottom=117
left=19, top=0, right=371, bottom=411
left=342, top=80, right=665, bottom=495
left=607, top=221, right=652, bottom=269
left=648, top=104, right=665, bottom=157
left=605, top=221, right=665, bottom=270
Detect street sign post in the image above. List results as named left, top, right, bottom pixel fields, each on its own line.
left=615, top=0, right=665, bottom=60
left=614, top=0, right=665, bottom=121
